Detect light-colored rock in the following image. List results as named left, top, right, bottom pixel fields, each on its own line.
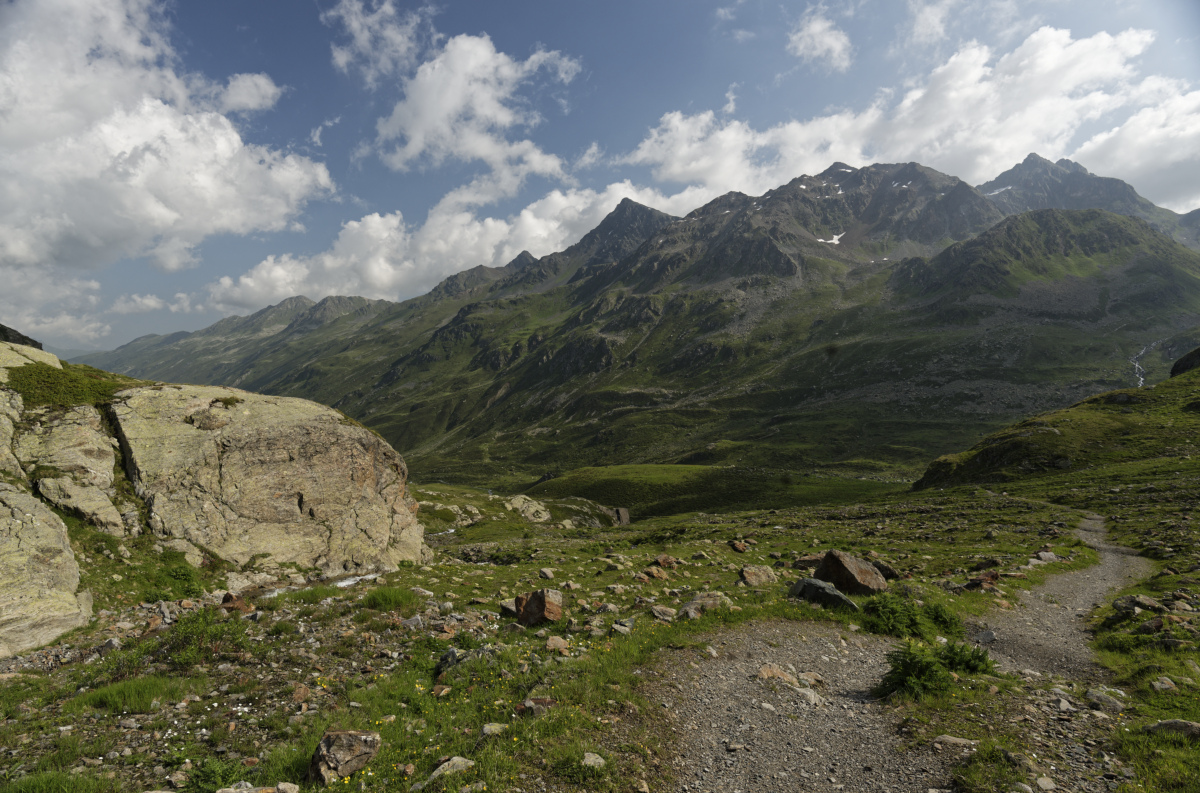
left=0, top=341, right=61, bottom=383
left=0, top=484, right=92, bottom=658
left=164, top=538, right=205, bottom=568
left=15, top=405, right=115, bottom=489
left=503, top=494, right=551, bottom=523
left=0, top=390, right=22, bottom=477
left=679, top=591, right=734, bottom=619
left=411, top=756, right=475, bottom=791
left=758, top=663, right=800, bottom=687
left=1145, top=719, right=1200, bottom=740
left=934, top=734, right=978, bottom=747
left=35, top=477, right=125, bottom=535
left=482, top=723, right=508, bottom=736
left=739, top=565, right=778, bottom=587
left=814, top=549, right=888, bottom=595
left=109, top=385, right=426, bottom=573
left=225, top=570, right=278, bottom=594
left=795, top=688, right=826, bottom=706
left=581, top=752, right=605, bottom=769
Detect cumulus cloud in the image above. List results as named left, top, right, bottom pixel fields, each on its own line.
left=623, top=26, right=1199, bottom=210
left=322, top=0, right=434, bottom=89
left=0, top=269, right=109, bottom=342
left=205, top=180, right=709, bottom=313
left=787, top=8, right=853, bottom=72
left=111, top=292, right=194, bottom=314
left=0, top=0, right=334, bottom=274
left=372, top=34, right=580, bottom=207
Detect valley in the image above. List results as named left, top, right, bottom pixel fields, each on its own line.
left=1, top=154, right=1198, bottom=793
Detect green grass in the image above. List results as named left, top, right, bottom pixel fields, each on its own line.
left=0, top=772, right=118, bottom=793
left=68, top=675, right=197, bottom=714
left=527, top=464, right=904, bottom=517
left=360, top=586, right=422, bottom=614
left=4, top=362, right=144, bottom=409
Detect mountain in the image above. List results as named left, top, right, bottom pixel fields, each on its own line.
left=977, top=153, right=1200, bottom=250
left=0, top=323, right=41, bottom=349
left=79, top=165, right=1200, bottom=484
left=913, top=341, right=1200, bottom=489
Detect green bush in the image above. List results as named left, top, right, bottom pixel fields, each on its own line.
left=874, top=640, right=997, bottom=699
left=4, top=362, right=137, bottom=409
left=268, top=620, right=298, bottom=636
left=183, top=757, right=250, bottom=793
left=874, top=641, right=953, bottom=699
left=862, top=593, right=922, bottom=637
left=923, top=602, right=963, bottom=637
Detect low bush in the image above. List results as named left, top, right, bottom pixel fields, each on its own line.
left=874, top=640, right=996, bottom=699
left=360, top=586, right=420, bottom=614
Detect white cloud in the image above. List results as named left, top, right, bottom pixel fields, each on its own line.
left=787, top=8, right=853, bottom=73
left=372, top=33, right=580, bottom=208
left=574, top=142, right=603, bottom=170
left=723, top=83, right=739, bottom=114
left=0, top=0, right=334, bottom=273
left=218, top=72, right=284, bottom=113
left=623, top=26, right=1194, bottom=207
left=733, top=30, right=756, bottom=43
left=205, top=180, right=708, bottom=313
left=110, top=292, right=195, bottom=314
left=0, top=269, right=109, bottom=342
left=321, top=0, right=434, bottom=89
left=309, top=116, right=342, bottom=147
left=907, top=0, right=959, bottom=46
left=111, top=294, right=165, bottom=314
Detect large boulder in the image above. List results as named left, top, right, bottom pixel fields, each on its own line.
left=0, top=341, right=60, bottom=382
left=788, top=578, right=860, bottom=611
left=0, top=390, right=22, bottom=477
left=0, top=484, right=92, bottom=657
left=109, top=385, right=427, bottom=574
left=15, top=405, right=125, bottom=535
left=515, top=588, right=563, bottom=626
left=814, top=549, right=888, bottom=595
left=308, top=730, right=383, bottom=785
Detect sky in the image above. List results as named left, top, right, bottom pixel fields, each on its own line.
left=2, top=0, right=1199, bottom=351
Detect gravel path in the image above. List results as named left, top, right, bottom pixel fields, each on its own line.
left=653, top=622, right=959, bottom=793
left=652, top=512, right=1153, bottom=792
left=971, top=512, right=1153, bottom=681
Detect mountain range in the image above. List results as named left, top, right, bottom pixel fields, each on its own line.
left=76, top=155, right=1200, bottom=483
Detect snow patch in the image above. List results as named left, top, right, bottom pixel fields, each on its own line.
left=817, top=232, right=845, bottom=245
left=986, top=185, right=1013, bottom=196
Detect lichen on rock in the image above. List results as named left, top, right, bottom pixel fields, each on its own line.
left=109, top=385, right=427, bottom=574
left=0, top=483, right=91, bottom=657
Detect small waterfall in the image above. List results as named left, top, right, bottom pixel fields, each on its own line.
left=1129, top=340, right=1164, bottom=387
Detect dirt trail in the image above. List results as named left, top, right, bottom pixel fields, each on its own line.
left=653, top=512, right=1153, bottom=792
left=973, top=512, right=1153, bottom=681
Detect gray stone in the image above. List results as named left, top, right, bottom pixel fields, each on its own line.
left=0, top=484, right=91, bottom=658
left=679, top=591, right=734, bottom=619
left=1145, top=719, right=1200, bottom=740
left=788, top=577, right=860, bottom=611
left=581, top=752, right=605, bottom=769
left=307, top=730, right=383, bottom=786
left=739, top=565, right=778, bottom=587
left=1085, top=688, right=1125, bottom=712
left=35, top=477, right=124, bottom=535
left=1035, top=777, right=1057, bottom=790
left=814, top=550, right=888, bottom=595
left=411, top=756, right=476, bottom=791
left=482, top=723, right=507, bottom=736
left=110, top=386, right=427, bottom=573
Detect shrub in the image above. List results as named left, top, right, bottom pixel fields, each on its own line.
left=937, top=641, right=996, bottom=675
left=874, top=641, right=953, bottom=699
left=863, top=593, right=922, bottom=637
left=923, top=602, right=963, bottom=637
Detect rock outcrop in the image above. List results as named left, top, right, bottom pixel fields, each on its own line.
left=0, top=324, right=41, bottom=350
left=15, top=405, right=125, bottom=534
left=0, top=341, right=60, bottom=382
left=814, top=549, right=889, bottom=595
left=109, top=385, right=426, bottom=573
left=0, top=484, right=91, bottom=657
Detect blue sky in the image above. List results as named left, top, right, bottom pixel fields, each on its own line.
left=2, top=0, right=1199, bottom=350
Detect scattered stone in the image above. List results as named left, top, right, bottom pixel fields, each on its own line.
left=515, top=589, right=562, bottom=626
left=739, top=565, right=778, bottom=586
left=482, top=723, right=507, bottom=736
left=788, top=578, right=860, bottom=611
left=1145, top=719, right=1200, bottom=740
left=1085, top=689, right=1124, bottom=712
left=872, top=560, right=901, bottom=580
left=758, top=663, right=799, bottom=688
left=679, top=591, right=734, bottom=619
left=307, top=730, right=383, bottom=786
left=728, top=540, right=748, bottom=553
left=546, top=635, right=569, bottom=653
left=1035, top=777, right=1057, bottom=790
left=581, top=752, right=605, bottom=769
left=538, top=568, right=555, bottom=580
left=934, top=735, right=977, bottom=747
left=411, top=756, right=475, bottom=792
left=650, top=605, right=676, bottom=622
left=814, top=550, right=888, bottom=595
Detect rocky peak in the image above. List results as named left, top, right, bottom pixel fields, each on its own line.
left=0, top=323, right=41, bottom=350
left=574, top=198, right=676, bottom=266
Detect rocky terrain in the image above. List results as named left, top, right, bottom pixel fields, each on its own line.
left=0, top=341, right=429, bottom=658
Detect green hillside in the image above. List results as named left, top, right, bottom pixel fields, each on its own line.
left=78, top=169, right=1200, bottom=486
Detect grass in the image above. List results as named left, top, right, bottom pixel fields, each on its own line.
left=4, top=362, right=144, bottom=409
left=526, top=464, right=904, bottom=518
left=68, top=675, right=197, bottom=714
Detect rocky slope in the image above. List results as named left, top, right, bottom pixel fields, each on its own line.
left=978, top=153, right=1200, bottom=250
left=0, top=341, right=429, bottom=658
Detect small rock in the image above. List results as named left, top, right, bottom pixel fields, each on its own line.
left=411, top=756, right=475, bottom=792
left=307, top=730, right=383, bottom=786
left=1145, top=719, right=1200, bottom=740
left=814, top=550, right=888, bottom=595
left=581, top=752, right=605, bottom=769
left=482, top=723, right=507, bottom=736
left=739, top=565, right=778, bottom=586
left=515, top=589, right=563, bottom=626
left=1035, top=777, right=1057, bottom=791
left=788, top=578, right=859, bottom=611
left=934, top=735, right=977, bottom=747
left=758, top=663, right=799, bottom=688
left=538, top=568, right=555, bottom=580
